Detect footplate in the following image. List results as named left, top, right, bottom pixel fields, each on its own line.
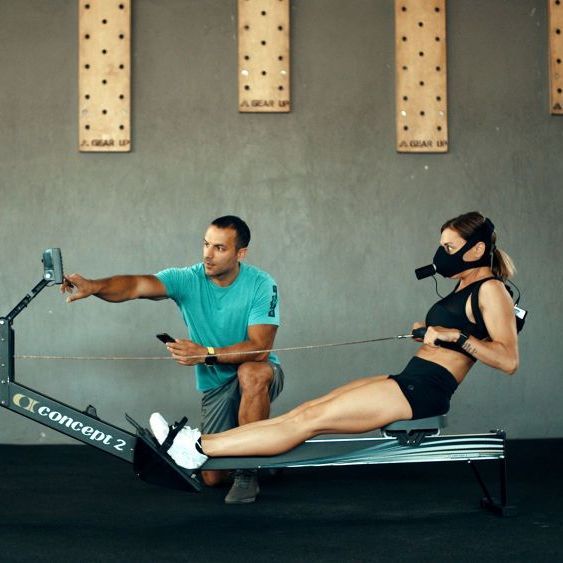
left=126, top=414, right=203, bottom=493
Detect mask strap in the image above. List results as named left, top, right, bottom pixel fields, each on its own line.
left=466, top=218, right=495, bottom=258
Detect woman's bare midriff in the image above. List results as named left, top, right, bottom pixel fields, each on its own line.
left=415, top=344, right=475, bottom=384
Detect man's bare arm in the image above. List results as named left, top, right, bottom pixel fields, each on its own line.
left=61, top=274, right=167, bottom=303
left=166, top=324, right=278, bottom=366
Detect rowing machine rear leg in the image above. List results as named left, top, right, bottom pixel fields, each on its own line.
left=469, top=431, right=517, bottom=517
left=474, top=457, right=516, bottom=517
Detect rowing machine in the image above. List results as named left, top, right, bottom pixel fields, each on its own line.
left=0, top=249, right=514, bottom=515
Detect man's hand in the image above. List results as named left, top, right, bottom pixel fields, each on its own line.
left=166, top=339, right=208, bottom=366
left=61, top=274, right=99, bottom=303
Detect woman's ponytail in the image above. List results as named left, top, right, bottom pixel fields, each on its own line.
left=492, top=245, right=516, bottom=280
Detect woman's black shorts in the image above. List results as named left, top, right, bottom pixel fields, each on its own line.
left=388, top=357, right=459, bottom=420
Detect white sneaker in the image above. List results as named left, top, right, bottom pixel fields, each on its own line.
left=149, top=412, right=208, bottom=470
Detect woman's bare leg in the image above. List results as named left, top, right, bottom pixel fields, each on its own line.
left=205, top=374, right=390, bottom=438
left=202, top=377, right=412, bottom=457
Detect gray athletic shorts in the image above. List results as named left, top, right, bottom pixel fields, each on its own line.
left=201, top=362, right=284, bottom=434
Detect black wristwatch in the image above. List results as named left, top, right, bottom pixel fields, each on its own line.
left=456, top=332, right=469, bottom=347
left=204, top=346, right=218, bottom=366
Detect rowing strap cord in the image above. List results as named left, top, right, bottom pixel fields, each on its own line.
left=14, top=333, right=415, bottom=361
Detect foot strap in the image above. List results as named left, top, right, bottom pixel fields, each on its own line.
left=159, top=416, right=188, bottom=453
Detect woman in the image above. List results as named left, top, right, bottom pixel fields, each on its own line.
left=150, top=211, right=519, bottom=469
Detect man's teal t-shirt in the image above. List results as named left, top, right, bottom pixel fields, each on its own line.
left=156, top=263, right=280, bottom=392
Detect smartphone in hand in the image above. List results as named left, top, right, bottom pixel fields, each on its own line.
left=156, top=333, right=176, bottom=344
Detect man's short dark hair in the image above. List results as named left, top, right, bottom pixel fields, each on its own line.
left=211, top=216, right=251, bottom=249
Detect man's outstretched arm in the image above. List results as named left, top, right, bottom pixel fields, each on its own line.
left=61, top=274, right=167, bottom=303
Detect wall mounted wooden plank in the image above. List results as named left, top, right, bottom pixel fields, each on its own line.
left=238, top=0, right=290, bottom=113
left=549, top=0, right=563, bottom=114
left=79, top=0, right=131, bottom=152
left=395, top=0, right=448, bottom=153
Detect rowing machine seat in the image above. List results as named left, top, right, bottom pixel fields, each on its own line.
left=381, top=415, right=447, bottom=446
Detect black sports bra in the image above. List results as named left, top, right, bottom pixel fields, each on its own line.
left=425, top=277, right=499, bottom=360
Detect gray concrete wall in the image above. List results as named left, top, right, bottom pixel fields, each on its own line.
left=1, top=0, right=561, bottom=444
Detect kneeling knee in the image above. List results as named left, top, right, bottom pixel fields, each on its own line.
left=201, top=470, right=229, bottom=487
left=237, top=364, right=271, bottom=395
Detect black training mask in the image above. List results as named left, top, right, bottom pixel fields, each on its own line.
left=433, top=218, right=495, bottom=278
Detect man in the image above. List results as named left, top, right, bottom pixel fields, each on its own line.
left=61, top=215, right=283, bottom=504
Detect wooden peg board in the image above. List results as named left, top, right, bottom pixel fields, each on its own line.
left=79, top=0, right=131, bottom=152
left=549, top=0, right=563, bottom=114
left=395, top=0, right=448, bottom=153
left=238, top=0, right=290, bottom=113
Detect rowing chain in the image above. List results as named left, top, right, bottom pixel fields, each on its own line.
left=15, top=333, right=414, bottom=361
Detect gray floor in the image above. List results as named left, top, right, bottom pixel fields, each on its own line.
left=0, top=439, right=561, bottom=562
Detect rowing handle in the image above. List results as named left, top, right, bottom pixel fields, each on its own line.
left=411, top=327, right=427, bottom=339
